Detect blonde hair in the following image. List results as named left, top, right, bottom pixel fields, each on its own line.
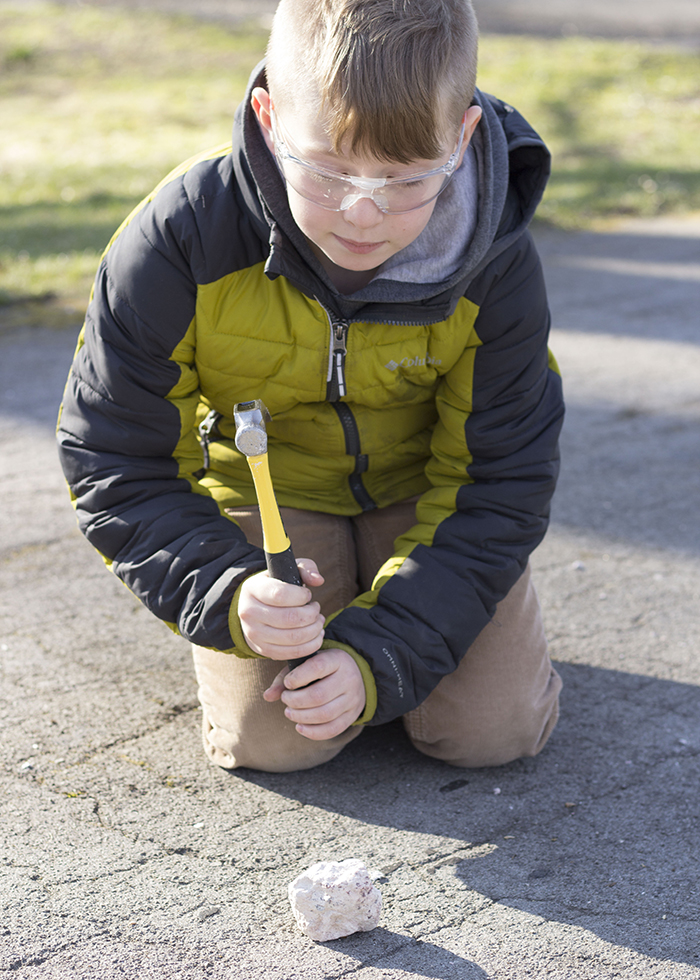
left=266, top=0, right=479, bottom=163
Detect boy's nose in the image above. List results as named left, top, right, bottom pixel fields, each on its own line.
left=341, top=195, right=385, bottom=227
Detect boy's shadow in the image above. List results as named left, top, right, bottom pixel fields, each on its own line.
left=235, top=661, right=700, bottom=968
left=318, top=929, right=489, bottom=980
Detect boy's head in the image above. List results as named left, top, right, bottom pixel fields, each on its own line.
left=265, top=0, right=479, bottom=165
left=255, top=0, right=481, bottom=287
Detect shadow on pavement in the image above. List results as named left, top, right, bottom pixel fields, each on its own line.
left=535, top=223, right=700, bottom=346
left=553, top=402, right=700, bottom=557
left=321, top=929, right=490, bottom=980
left=235, top=660, right=700, bottom=968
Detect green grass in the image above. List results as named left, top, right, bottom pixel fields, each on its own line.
left=0, top=2, right=268, bottom=329
left=477, top=36, right=700, bottom=228
left=1, top=3, right=699, bottom=329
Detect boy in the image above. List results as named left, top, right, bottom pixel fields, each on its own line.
left=57, top=0, right=564, bottom=773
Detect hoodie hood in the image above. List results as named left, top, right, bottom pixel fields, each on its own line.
left=232, top=62, right=551, bottom=323
left=374, top=142, right=479, bottom=285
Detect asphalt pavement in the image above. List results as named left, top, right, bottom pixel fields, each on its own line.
left=2, top=3, right=700, bottom=979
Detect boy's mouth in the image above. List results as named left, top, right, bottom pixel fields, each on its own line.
left=334, top=235, right=386, bottom=255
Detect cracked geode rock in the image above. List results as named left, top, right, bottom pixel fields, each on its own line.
left=288, top=859, right=382, bottom=941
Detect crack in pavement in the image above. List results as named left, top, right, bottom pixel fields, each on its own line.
left=0, top=930, right=112, bottom=971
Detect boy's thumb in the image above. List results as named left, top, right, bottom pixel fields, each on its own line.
left=296, top=558, right=325, bottom=586
left=263, top=666, right=290, bottom=701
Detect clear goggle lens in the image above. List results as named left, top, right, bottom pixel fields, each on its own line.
left=270, top=110, right=465, bottom=215
left=282, top=162, right=451, bottom=214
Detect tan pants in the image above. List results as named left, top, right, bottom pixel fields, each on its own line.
left=192, top=499, right=561, bottom=773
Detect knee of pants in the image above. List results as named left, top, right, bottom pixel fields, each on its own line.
left=404, top=666, right=563, bottom=769
left=192, top=645, right=360, bottom=773
left=200, top=705, right=362, bottom=774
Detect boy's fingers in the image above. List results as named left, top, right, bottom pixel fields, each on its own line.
left=258, top=576, right=312, bottom=607
left=252, top=634, right=325, bottom=661
left=263, top=666, right=289, bottom=702
left=245, top=618, right=324, bottom=649
left=251, top=560, right=323, bottom=605
left=242, top=569, right=315, bottom=608
left=282, top=678, right=330, bottom=710
left=272, top=600, right=323, bottom=629
left=285, top=696, right=342, bottom=725
left=240, top=596, right=323, bottom=633
left=283, top=653, right=329, bottom=690
left=283, top=647, right=355, bottom=691
left=293, top=709, right=359, bottom=741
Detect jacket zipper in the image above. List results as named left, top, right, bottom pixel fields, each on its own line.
left=326, top=313, right=348, bottom=402
left=322, top=306, right=376, bottom=511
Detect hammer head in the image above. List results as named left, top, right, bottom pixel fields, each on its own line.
left=233, top=399, right=272, bottom=457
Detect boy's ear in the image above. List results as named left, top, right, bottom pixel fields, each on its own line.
left=464, top=104, right=482, bottom=139
left=251, top=86, right=274, bottom=153
left=456, top=104, right=483, bottom=168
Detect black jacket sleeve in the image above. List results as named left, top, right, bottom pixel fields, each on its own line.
left=57, top=168, right=266, bottom=650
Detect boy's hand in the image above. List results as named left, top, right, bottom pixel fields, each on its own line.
left=263, top=649, right=365, bottom=740
left=238, top=559, right=325, bottom=660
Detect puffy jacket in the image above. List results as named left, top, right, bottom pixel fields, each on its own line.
left=57, top=64, right=564, bottom=726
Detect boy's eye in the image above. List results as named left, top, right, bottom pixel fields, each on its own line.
left=302, top=169, right=338, bottom=188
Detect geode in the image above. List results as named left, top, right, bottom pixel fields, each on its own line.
left=288, top=859, right=382, bottom=941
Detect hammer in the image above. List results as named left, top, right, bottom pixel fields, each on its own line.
left=233, top=399, right=302, bottom=588
left=234, top=400, right=317, bottom=678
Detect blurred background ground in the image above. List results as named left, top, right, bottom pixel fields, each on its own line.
left=12, top=0, right=700, bottom=42
left=1, top=0, right=699, bottom=333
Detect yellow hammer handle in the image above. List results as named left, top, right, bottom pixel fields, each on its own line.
left=246, top=453, right=290, bottom=556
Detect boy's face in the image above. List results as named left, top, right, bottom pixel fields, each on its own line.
left=252, top=89, right=481, bottom=279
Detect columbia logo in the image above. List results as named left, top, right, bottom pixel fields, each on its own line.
left=385, top=354, right=442, bottom=371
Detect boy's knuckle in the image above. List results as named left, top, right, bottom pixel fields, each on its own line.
left=284, top=607, right=307, bottom=628
left=315, top=704, right=336, bottom=724
left=305, top=688, right=326, bottom=709
left=268, top=583, right=288, bottom=605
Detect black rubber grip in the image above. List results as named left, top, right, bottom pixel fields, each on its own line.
left=265, top=545, right=303, bottom=586
left=265, top=546, right=312, bottom=678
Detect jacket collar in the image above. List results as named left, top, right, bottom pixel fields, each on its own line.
left=232, top=62, right=551, bottom=323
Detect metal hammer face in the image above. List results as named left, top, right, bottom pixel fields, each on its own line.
left=233, top=400, right=272, bottom=457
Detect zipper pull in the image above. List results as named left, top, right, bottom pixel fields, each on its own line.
left=198, top=409, right=223, bottom=469
left=328, top=319, right=348, bottom=400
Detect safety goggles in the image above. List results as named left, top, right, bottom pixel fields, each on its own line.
left=269, top=108, right=466, bottom=215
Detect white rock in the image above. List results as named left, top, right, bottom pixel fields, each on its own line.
left=288, top=859, right=382, bottom=941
